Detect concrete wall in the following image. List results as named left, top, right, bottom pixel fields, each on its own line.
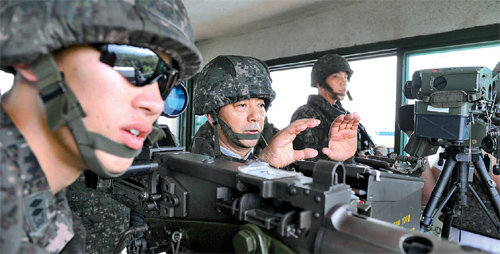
left=196, top=0, right=499, bottom=65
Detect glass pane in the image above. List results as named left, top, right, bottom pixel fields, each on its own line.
left=407, top=44, right=500, bottom=78
left=0, top=71, right=14, bottom=96
left=194, top=115, right=207, bottom=133
left=267, top=67, right=315, bottom=130
left=343, top=56, right=397, bottom=150
left=268, top=55, right=397, bottom=151
left=157, top=116, right=179, bottom=138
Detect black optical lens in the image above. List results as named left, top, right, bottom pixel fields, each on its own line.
left=96, top=44, right=180, bottom=99
left=163, top=83, right=188, bottom=117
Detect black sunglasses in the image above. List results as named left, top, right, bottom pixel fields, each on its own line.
left=94, top=44, right=179, bottom=99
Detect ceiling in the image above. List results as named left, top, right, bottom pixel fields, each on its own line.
left=183, top=0, right=333, bottom=42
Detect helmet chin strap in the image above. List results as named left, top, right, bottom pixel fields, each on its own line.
left=209, top=111, right=261, bottom=156
left=31, top=55, right=141, bottom=178
left=319, top=81, right=344, bottom=103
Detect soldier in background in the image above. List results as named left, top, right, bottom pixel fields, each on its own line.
left=190, top=55, right=359, bottom=168
left=291, top=54, right=385, bottom=162
left=0, top=0, right=201, bottom=252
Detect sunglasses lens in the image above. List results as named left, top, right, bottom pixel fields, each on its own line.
left=98, top=44, right=180, bottom=99
left=105, top=44, right=158, bottom=84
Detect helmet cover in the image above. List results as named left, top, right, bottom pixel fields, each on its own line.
left=193, top=55, right=276, bottom=115
left=0, top=0, right=202, bottom=80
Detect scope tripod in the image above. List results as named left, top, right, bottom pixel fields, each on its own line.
left=420, top=146, right=500, bottom=239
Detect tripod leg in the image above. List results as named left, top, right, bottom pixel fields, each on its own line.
left=421, top=153, right=457, bottom=230
left=472, top=157, right=500, bottom=229
left=441, top=199, right=455, bottom=239
left=468, top=184, right=500, bottom=230
left=441, top=161, right=468, bottom=239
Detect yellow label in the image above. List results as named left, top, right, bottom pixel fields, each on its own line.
left=402, top=214, right=411, bottom=224
left=393, top=214, right=411, bottom=225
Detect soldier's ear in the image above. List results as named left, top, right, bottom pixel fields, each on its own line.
left=206, top=113, right=215, bottom=126
left=13, top=64, right=38, bottom=83
left=316, top=83, right=325, bottom=94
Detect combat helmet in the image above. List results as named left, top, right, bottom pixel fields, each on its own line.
left=194, top=55, right=275, bottom=115
left=0, top=0, right=202, bottom=177
left=311, top=54, right=353, bottom=87
left=193, top=55, right=276, bottom=153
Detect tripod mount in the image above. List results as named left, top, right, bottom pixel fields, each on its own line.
left=420, top=146, right=500, bottom=239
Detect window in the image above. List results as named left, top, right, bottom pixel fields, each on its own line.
left=406, top=43, right=500, bottom=81
left=267, top=67, right=315, bottom=129
left=343, top=56, right=397, bottom=149
left=0, top=71, right=13, bottom=96
left=268, top=55, right=398, bottom=150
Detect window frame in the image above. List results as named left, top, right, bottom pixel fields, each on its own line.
left=265, top=24, right=499, bottom=154
left=182, top=24, right=499, bottom=153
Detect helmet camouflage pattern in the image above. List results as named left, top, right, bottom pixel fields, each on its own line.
left=0, top=0, right=202, bottom=80
left=311, top=54, right=353, bottom=87
left=0, top=0, right=201, bottom=178
left=193, top=55, right=276, bottom=115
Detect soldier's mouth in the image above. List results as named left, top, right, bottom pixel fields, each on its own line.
left=243, top=130, right=259, bottom=134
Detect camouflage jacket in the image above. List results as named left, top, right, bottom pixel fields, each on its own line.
left=291, top=95, right=351, bottom=161
left=189, top=121, right=278, bottom=163
left=0, top=109, right=85, bottom=253
left=66, top=175, right=130, bottom=253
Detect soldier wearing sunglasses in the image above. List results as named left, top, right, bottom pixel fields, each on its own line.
left=0, top=0, right=201, bottom=253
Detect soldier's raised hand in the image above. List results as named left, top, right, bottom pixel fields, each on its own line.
left=322, top=113, right=360, bottom=161
left=258, top=118, right=320, bottom=168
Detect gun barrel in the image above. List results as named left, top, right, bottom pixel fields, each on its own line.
left=316, top=205, right=482, bottom=253
left=120, top=162, right=159, bottom=178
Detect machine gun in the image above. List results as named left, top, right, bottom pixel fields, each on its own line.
left=89, top=142, right=482, bottom=253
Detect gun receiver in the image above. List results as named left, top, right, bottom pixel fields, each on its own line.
left=106, top=149, right=483, bottom=253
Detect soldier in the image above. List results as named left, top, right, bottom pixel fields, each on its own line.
left=291, top=54, right=384, bottom=161
left=190, top=55, right=359, bottom=168
left=0, top=0, right=201, bottom=253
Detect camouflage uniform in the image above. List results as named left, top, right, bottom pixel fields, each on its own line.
left=191, top=55, right=277, bottom=162
left=1, top=1, right=201, bottom=253
left=190, top=121, right=279, bottom=161
left=291, top=53, right=374, bottom=161
left=291, top=95, right=352, bottom=161
left=66, top=177, right=130, bottom=253
left=0, top=109, right=86, bottom=253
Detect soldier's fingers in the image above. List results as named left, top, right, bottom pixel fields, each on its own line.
left=343, top=114, right=355, bottom=130
left=351, top=113, right=360, bottom=129
left=270, top=131, right=294, bottom=147
left=330, top=114, right=345, bottom=130
left=290, top=118, right=320, bottom=129
left=286, top=119, right=320, bottom=135
left=322, top=147, right=333, bottom=157
left=293, top=148, right=318, bottom=161
left=344, top=113, right=360, bottom=130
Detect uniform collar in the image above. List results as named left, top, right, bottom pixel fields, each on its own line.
left=220, top=145, right=254, bottom=160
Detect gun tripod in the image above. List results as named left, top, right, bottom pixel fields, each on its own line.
left=420, top=146, right=500, bottom=239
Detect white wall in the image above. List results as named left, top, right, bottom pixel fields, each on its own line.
left=196, top=0, right=499, bottom=64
